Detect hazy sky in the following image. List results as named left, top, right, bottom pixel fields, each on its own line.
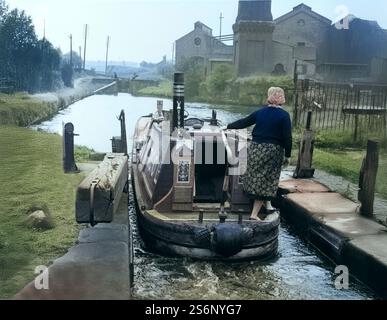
left=5, top=0, right=387, bottom=63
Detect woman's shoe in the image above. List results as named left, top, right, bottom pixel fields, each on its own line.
left=249, top=217, right=263, bottom=222
left=265, top=201, right=278, bottom=214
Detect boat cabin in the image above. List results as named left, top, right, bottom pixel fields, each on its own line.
left=133, top=105, right=251, bottom=217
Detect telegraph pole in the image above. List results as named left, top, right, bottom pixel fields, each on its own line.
left=172, top=42, right=175, bottom=65
left=43, top=19, right=46, bottom=40
left=69, top=34, right=73, bottom=67
left=79, top=46, right=82, bottom=70
left=219, top=12, right=224, bottom=38
left=83, top=24, right=88, bottom=71
left=105, top=36, right=110, bottom=75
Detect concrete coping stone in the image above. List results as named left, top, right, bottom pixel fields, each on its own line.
left=78, top=227, right=129, bottom=244
left=347, top=234, right=387, bottom=264
left=285, top=193, right=387, bottom=238
left=285, top=192, right=360, bottom=215
left=14, top=242, right=130, bottom=300
left=318, top=213, right=387, bottom=238
left=279, top=179, right=331, bottom=194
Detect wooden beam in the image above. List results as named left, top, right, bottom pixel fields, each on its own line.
left=76, top=153, right=128, bottom=225
left=294, top=111, right=315, bottom=179
left=358, top=140, right=379, bottom=218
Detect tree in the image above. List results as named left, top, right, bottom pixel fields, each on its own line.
left=176, top=57, right=206, bottom=98
left=39, top=39, right=61, bottom=91
left=0, top=0, right=7, bottom=21
left=61, top=63, right=73, bottom=88
left=62, top=51, right=83, bottom=70
left=207, top=64, right=234, bottom=96
left=0, top=8, right=62, bottom=92
left=0, top=9, right=39, bottom=91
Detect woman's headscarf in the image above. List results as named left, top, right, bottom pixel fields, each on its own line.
left=267, top=87, right=286, bottom=106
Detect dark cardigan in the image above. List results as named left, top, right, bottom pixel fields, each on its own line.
left=227, top=106, right=293, bottom=158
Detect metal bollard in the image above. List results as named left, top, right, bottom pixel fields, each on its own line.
left=198, top=209, right=204, bottom=224
left=112, top=110, right=128, bottom=155
left=238, top=210, right=244, bottom=225
left=63, top=122, right=79, bottom=173
left=119, top=110, right=128, bottom=156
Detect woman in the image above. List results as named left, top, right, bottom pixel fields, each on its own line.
left=227, top=87, right=292, bottom=221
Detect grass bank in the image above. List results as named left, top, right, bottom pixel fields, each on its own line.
left=0, top=93, right=57, bottom=127
left=136, top=74, right=294, bottom=107
left=0, top=126, right=86, bottom=298
left=310, top=130, right=387, bottom=198
left=0, top=77, right=104, bottom=127
left=313, top=148, right=387, bottom=199
left=137, top=80, right=173, bottom=99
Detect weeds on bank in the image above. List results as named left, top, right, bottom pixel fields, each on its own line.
left=0, top=126, right=84, bottom=298
left=0, top=93, right=56, bottom=127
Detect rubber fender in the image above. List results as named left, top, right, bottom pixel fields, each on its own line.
left=194, top=228, right=212, bottom=247
left=241, top=227, right=254, bottom=244
left=211, top=224, right=243, bottom=257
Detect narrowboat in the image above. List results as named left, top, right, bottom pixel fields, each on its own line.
left=131, top=73, right=280, bottom=261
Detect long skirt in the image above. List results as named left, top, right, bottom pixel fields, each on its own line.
left=242, top=142, right=284, bottom=201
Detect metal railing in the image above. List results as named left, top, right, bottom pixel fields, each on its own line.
left=293, top=79, right=387, bottom=139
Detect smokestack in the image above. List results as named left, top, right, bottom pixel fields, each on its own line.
left=173, top=73, right=185, bottom=130
left=236, top=0, right=273, bottom=23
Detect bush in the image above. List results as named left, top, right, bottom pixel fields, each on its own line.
left=232, top=76, right=294, bottom=105
left=314, top=129, right=387, bottom=151
left=176, top=57, right=206, bottom=99
left=137, top=80, right=172, bottom=98
left=61, top=63, right=73, bottom=88
left=185, top=67, right=205, bottom=98
left=199, top=73, right=294, bottom=105
left=206, top=64, right=235, bottom=97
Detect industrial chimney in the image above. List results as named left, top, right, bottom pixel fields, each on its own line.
left=236, top=0, right=273, bottom=23
left=233, top=0, right=275, bottom=76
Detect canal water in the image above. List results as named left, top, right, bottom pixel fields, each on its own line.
left=35, top=93, right=376, bottom=300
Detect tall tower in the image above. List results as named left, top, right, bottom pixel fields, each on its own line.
left=233, top=0, right=275, bottom=76
left=236, top=0, right=273, bottom=22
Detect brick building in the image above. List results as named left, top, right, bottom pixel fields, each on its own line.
left=175, top=0, right=387, bottom=82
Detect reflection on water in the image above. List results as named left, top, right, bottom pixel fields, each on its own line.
left=36, top=93, right=376, bottom=300
left=33, top=93, right=256, bottom=153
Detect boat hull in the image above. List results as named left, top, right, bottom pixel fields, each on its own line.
left=131, top=114, right=280, bottom=262
left=138, top=222, right=278, bottom=262
left=132, top=166, right=280, bottom=262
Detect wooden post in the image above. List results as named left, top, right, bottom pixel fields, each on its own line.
left=293, top=60, right=299, bottom=126
left=294, top=111, right=315, bottom=179
left=354, top=115, right=359, bottom=141
left=83, top=24, right=88, bottom=71
left=63, top=123, right=79, bottom=174
left=358, top=140, right=379, bottom=218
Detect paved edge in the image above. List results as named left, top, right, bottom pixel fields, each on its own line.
left=276, top=178, right=387, bottom=299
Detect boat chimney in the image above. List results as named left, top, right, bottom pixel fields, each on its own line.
left=210, top=110, right=218, bottom=126
left=173, top=72, right=185, bottom=129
